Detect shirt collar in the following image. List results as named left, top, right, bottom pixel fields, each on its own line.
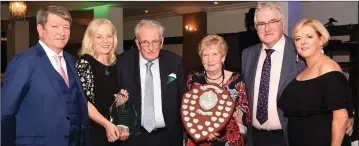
left=39, top=40, right=64, bottom=57
left=261, top=34, right=286, bottom=53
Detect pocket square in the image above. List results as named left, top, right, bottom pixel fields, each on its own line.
left=167, top=73, right=177, bottom=84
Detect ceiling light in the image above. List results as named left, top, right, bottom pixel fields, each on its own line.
left=214, top=1, right=219, bottom=5
left=9, top=1, right=27, bottom=20
left=144, top=10, right=149, bottom=13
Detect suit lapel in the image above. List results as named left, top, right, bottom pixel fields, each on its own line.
left=63, top=53, right=87, bottom=105
left=277, top=37, right=298, bottom=99
left=158, top=51, right=168, bottom=113
left=133, top=51, right=142, bottom=115
left=63, top=53, right=75, bottom=87
left=248, top=46, right=262, bottom=101
left=36, top=43, right=66, bottom=108
left=159, top=50, right=168, bottom=113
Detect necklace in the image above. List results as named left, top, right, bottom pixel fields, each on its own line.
left=205, top=71, right=223, bottom=80
left=105, top=67, right=109, bottom=76
left=205, top=69, right=225, bottom=87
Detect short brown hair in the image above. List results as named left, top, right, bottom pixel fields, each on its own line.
left=36, top=5, right=72, bottom=27
left=198, top=34, right=228, bottom=56
left=292, top=18, right=330, bottom=46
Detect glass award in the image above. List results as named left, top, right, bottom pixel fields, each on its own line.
left=109, top=101, right=138, bottom=135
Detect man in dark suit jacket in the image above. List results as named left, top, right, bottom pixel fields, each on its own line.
left=116, top=19, right=186, bottom=146
left=242, top=2, right=354, bottom=146
left=241, top=3, right=306, bottom=146
left=1, top=6, right=90, bottom=146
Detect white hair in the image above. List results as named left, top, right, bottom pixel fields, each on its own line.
left=254, top=2, right=284, bottom=24
left=134, top=19, right=165, bottom=38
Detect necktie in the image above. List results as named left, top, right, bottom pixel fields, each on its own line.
left=143, top=61, right=155, bottom=132
left=256, top=49, right=274, bottom=125
left=53, top=55, right=69, bottom=87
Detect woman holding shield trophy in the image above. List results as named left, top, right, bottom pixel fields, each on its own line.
left=185, top=34, right=250, bottom=146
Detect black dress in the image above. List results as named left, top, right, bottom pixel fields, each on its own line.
left=76, top=54, right=119, bottom=146
left=278, top=71, right=351, bottom=146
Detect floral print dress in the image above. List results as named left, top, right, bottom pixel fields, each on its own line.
left=186, top=71, right=250, bottom=146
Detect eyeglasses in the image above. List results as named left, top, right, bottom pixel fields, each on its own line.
left=255, top=19, right=282, bottom=29
left=138, top=39, right=162, bottom=47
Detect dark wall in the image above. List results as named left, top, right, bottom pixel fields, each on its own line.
left=183, top=12, right=207, bottom=74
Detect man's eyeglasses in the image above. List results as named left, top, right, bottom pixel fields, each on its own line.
left=138, top=40, right=162, bottom=47
left=255, top=19, right=282, bottom=29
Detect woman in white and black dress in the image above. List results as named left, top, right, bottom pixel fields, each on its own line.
left=76, top=19, right=129, bottom=146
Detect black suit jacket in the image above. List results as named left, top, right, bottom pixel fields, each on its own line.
left=115, top=49, right=186, bottom=146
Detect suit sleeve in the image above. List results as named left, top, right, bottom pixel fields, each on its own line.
left=177, top=58, right=187, bottom=98
left=1, top=55, right=34, bottom=145
left=174, top=58, right=186, bottom=145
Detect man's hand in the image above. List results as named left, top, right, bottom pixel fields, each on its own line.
left=346, top=117, right=354, bottom=136
left=117, top=126, right=130, bottom=141
left=114, top=89, right=129, bottom=106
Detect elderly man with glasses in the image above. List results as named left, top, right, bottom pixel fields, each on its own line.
left=115, top=19, right=187, bottom=146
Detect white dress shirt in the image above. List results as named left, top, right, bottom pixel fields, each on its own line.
left=139, top=53, right=166, bottom=128
left=39, top=40, right=68, bottom=80
left=252, top=35, right=285, bottom=130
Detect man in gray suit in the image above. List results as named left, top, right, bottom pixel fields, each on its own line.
left=241, top=2, right=354, bottom=146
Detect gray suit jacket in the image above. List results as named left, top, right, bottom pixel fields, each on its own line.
left=241, top=36, right=306, bottom=146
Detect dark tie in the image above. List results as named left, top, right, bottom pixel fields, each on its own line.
left=256, top=49, right=274, bottom=125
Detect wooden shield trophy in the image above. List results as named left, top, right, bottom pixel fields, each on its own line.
left=181, top=83, right=235, bottom=143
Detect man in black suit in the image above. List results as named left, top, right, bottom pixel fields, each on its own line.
left=241, top=2, right=354, bottom=146
left=116, top=19, right=186, bottom=146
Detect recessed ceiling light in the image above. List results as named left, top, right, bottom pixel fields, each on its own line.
left=145, top=10, right=149, bottom=13
left=214, top=1, right=219, bottom=5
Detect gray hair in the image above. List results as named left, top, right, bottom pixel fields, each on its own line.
left=254, top=2, right=284, bottom=24
left=134, top=19, right=165, bottom=39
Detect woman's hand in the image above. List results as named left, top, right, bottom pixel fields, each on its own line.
left=207, top=133, right=220, bottom=142
left=104, top=121, right=120, bottom=142
left=114, top=89, right=129, bottom=106
left=233, top=110, right=243, bottom=125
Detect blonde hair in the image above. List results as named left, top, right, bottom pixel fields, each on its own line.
left=254, top=2, right=284, bottom=25
left=80, top=19, right=118, bottom=64
left=198, top=34, right=228, bottom=56
left=292, top=18, right=330, bottom=46
left=36, top=5, right=72, bottom=27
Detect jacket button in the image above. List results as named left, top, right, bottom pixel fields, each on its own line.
left=64, top=135, right=69, bottom=139
left=66, top=117, right=70, bottom=120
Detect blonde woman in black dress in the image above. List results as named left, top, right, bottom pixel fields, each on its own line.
left=76, top=19, right=129, bottom=146
left=278, top=19, right=352, bottom=146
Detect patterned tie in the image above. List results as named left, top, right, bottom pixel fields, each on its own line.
left=256, top=49, right=274, bottom=125
left=143, top=61, right=156, bottom=132
left=53, top=55, right=69, bottom=87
